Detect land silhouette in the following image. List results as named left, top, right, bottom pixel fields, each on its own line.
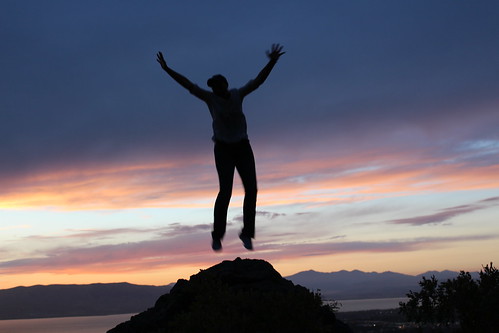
left=2, top=259, right=494, bottom=332
left=0, top=283, right=171, bottom=320
left=107, top=258, right=351, bottom=333
left=0, top=264, right=472, bottom=320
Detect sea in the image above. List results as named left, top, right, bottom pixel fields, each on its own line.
left=336, top=297, right=408, bottom=312
left=0, top=298, right=408, bottom=333
left=0, top=313, right=134, bottom=333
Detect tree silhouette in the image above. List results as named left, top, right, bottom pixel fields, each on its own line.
left=400, top=262, right=499, bottom=332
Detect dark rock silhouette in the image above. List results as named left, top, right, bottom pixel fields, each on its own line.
left=107, top=258, right=351, bottom=333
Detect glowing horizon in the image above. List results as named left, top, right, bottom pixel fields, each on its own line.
left=1, top=142, right=498, bottom=289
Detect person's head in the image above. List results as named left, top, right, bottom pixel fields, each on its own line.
left=207, top=74, right=229, bottom=96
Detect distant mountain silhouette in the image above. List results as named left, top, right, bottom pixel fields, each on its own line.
left=0, top=283, right=171, bottom=320
left=285, top=269, right=476, bottom=300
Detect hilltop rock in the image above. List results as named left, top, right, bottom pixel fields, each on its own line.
left=107, top=258, right=351, bottom=333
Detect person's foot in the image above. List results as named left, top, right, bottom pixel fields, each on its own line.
left=239, top=233, right=253, bottom=250
left=212, top=237, right=222, bottom=251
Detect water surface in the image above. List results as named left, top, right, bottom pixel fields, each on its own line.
left=0, top=313, right=135, bottom=333
left=336, top=297, right=408, bottom=312
left=0, top=298, right=409, bottom=332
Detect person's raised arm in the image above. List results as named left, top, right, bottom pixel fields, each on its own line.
left=240, top=44, right=285, bottom=97
left=156, top=51, right=210, bottom=101
left=156, top=52, right=195, bottom=89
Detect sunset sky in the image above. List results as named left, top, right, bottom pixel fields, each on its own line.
left=1, top=1, right=498, bottom=290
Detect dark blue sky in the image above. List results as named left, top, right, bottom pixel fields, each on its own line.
left=2, top=0, right=498, bottom=179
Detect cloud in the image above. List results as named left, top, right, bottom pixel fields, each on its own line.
left=478, top=196, right=499, bottom=204
left=255, top=234, right=499, bottom=262
left=24, top=227, right=170, bottom=241
left=160, top=223, right=212, bottom=235
left=232, top=211, right=287, bottom=223
left=2, top=139, right=499, bottom=212
left=2, top=226, right=497, bottom=276
left=0, top=232, right=211, bottom=275
left=389, top=207, right=476, bottom=226
left=22, top=224, right=214, bottom=243
left=0, top=159, right=217, bottom=210
left=389, top=197, right=499, bottom=226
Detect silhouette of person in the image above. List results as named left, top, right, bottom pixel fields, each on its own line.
left=156, top=44, right=285, bottom=251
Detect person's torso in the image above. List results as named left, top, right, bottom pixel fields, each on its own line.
left=207, top=89, right=248, bottom=143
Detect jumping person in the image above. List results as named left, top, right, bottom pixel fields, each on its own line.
left=156, top=44, right=285, bottom=251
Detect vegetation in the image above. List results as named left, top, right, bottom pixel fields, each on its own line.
left=399, top=263, right=499, bottom=332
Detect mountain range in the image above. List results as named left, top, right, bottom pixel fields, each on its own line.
left=285, top=269, right=473, bottom=300
left=0, top=283, right=171, bottom=320
left=0, top=268, right=476, bottom=320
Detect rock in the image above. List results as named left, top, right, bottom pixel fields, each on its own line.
left=107, top=258, right=352, bottom=333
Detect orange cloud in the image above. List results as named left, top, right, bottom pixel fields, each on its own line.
left=1, top=144, right=498, bottom=210
left=0, top=158, right=216, bottom=210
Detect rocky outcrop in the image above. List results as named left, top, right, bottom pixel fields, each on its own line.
left=107, top=258, right=351, bottom=333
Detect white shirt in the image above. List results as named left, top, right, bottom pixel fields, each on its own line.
left=189, top=80, right=261, bottom=143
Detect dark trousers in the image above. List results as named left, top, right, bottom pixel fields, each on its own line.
left=212, top=139, right=257, bottom=240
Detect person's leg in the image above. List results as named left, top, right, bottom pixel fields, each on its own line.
left=235, top=141, right=257, bottom=239
left=213, top=143, right=235, bottom=242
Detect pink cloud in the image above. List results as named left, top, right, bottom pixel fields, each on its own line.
left=2, top=227, right=497, bottom=276
left=1, top=136, right=498, bottom=211
left=389, top=196, right=499, bottom=226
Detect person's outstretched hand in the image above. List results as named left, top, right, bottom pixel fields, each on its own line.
left=266, top=43, right=285, bottom=61
left=156, top=51, right=168, bottom=71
